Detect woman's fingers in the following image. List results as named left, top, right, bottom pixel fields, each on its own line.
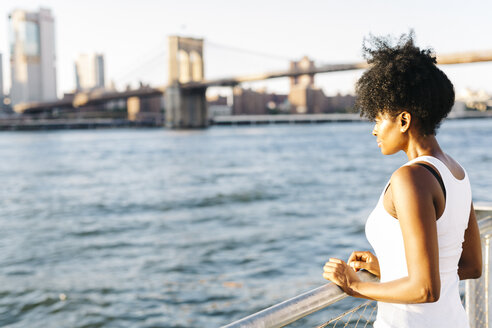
left=348, top=252, right=378, bottom=267
left=324, top=261, right=341, bottom=271
left=322, top=257, right=361, bottom=296
left=348, top=251, right=361, bottom=263
left=322, top=272, right=333, bottom=280
left=348, top=252, right=365, bottom=272
left=346, top=251, right=380, bottom=276
left=329, top=258, right=344, bottom=264
left=348, top=251, right=374, bottom=263
left=348, top=260, right=380, bottom=277
left=323, top=258, right=355, bottom=276
left=323, top=259, right=347, bottom=279
left=323, top=272, right=341, bottom=283
left=349, top=260, right=369, bottom=270
left=324, top=259, right=347, bottom=271
left=323, top=265, right=343, bottom=282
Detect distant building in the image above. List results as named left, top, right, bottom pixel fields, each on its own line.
left=207, top=94, right=228, bottom=106
left=456, top=89, right=492, bottom=111
left=233, top=87, right=289, bottom=115
left=233, top=87, right=267, bottom=115
left=325, top=93, right=356, bottom=113
left=75, top=53, right=105, bottom=91
left=449, top=101, right=466, bottom=118
left=127, top=83, right=163, bottom=122
left=207, top=94, right=232, bottom=118
left=9, top=8, right=57, bottom=106
left=266, top=93, right=289, bottom=113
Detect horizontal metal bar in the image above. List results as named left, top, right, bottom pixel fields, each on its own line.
left=221, top=270, right=379, bottom=328
left=476, top=204, right=492, bottom=212
left=476, top=205, right=492, bottom=237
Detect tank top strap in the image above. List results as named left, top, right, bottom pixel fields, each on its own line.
left=405, top=156, right=450, bottom=180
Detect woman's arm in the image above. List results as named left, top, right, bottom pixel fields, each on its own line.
left=324, top=165, right=441, bottom=303
left=458, top=203, right=482, bottom=280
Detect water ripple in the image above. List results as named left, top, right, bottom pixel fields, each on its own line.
left=0, top=121, right=490, bottom=327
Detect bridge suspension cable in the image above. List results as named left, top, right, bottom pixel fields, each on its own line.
left=112, top=40, right=168, bottom=87
left=206, top=40, right=295, bottom=62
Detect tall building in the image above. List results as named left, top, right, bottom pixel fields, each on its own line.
left=9, top=8, right=57, bottom=106
left=75, top=53, right=105, bottom=91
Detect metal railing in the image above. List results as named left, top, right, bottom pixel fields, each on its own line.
left=222, top=204, right=492, bottom=328
left=466, top=204, right=492, bottom=328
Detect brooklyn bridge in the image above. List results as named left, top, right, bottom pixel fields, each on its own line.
left=13, top=36, right=492, bottom=129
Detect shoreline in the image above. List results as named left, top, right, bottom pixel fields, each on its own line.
left=0, top=111, right=491, bottom=131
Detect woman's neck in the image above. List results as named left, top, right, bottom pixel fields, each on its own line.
left=404, top=134, right=444, bottom=161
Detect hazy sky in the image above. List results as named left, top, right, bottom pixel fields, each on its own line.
left=1, top=0, right=491, bottom=97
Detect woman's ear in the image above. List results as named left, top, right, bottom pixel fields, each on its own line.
left=399, top=111, right=411, bottom=133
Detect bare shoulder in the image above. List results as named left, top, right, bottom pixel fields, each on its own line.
left=390, top=165, right=432, bottom=188
left=389, top=165, right=439, bottom=200
left=389, top=165, right=439, bottom=221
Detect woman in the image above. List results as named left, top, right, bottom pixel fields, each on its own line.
left=322, top=33, right=482, bottom=327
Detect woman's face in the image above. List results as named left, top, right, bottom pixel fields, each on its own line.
left=372, top=112, right=405, bottom=155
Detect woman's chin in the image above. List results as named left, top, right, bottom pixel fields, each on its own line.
left=378, top=146, right=391, bottom=155
left=380, top=148, right=399, bottom=156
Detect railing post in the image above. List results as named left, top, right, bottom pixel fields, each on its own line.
left=486, top=236, right=490, bottom=328
left=466, top=205, right=492, bottom=328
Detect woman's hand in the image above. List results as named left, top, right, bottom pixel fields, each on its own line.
left=348, top=251, right=380, bottom=278
left=323, top=258, right=360, bottom=296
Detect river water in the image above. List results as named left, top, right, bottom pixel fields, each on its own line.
left=0, top=119, right=491, bottom=327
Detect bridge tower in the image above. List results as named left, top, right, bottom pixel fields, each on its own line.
left=165, top=36, right=208, bottom=128
left=288, top=56, right=325, bottom=114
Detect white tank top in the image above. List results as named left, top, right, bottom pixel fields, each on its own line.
left=365, top=156, right=471, bottom=328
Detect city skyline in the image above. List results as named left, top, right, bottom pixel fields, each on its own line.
left=1, top=0, right=492, bottom=99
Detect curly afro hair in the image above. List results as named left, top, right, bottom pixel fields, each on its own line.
left=355, top=32, right=455, bottom=136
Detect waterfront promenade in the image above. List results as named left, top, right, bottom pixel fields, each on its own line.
left=0, top=118, right=158, bottom=131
